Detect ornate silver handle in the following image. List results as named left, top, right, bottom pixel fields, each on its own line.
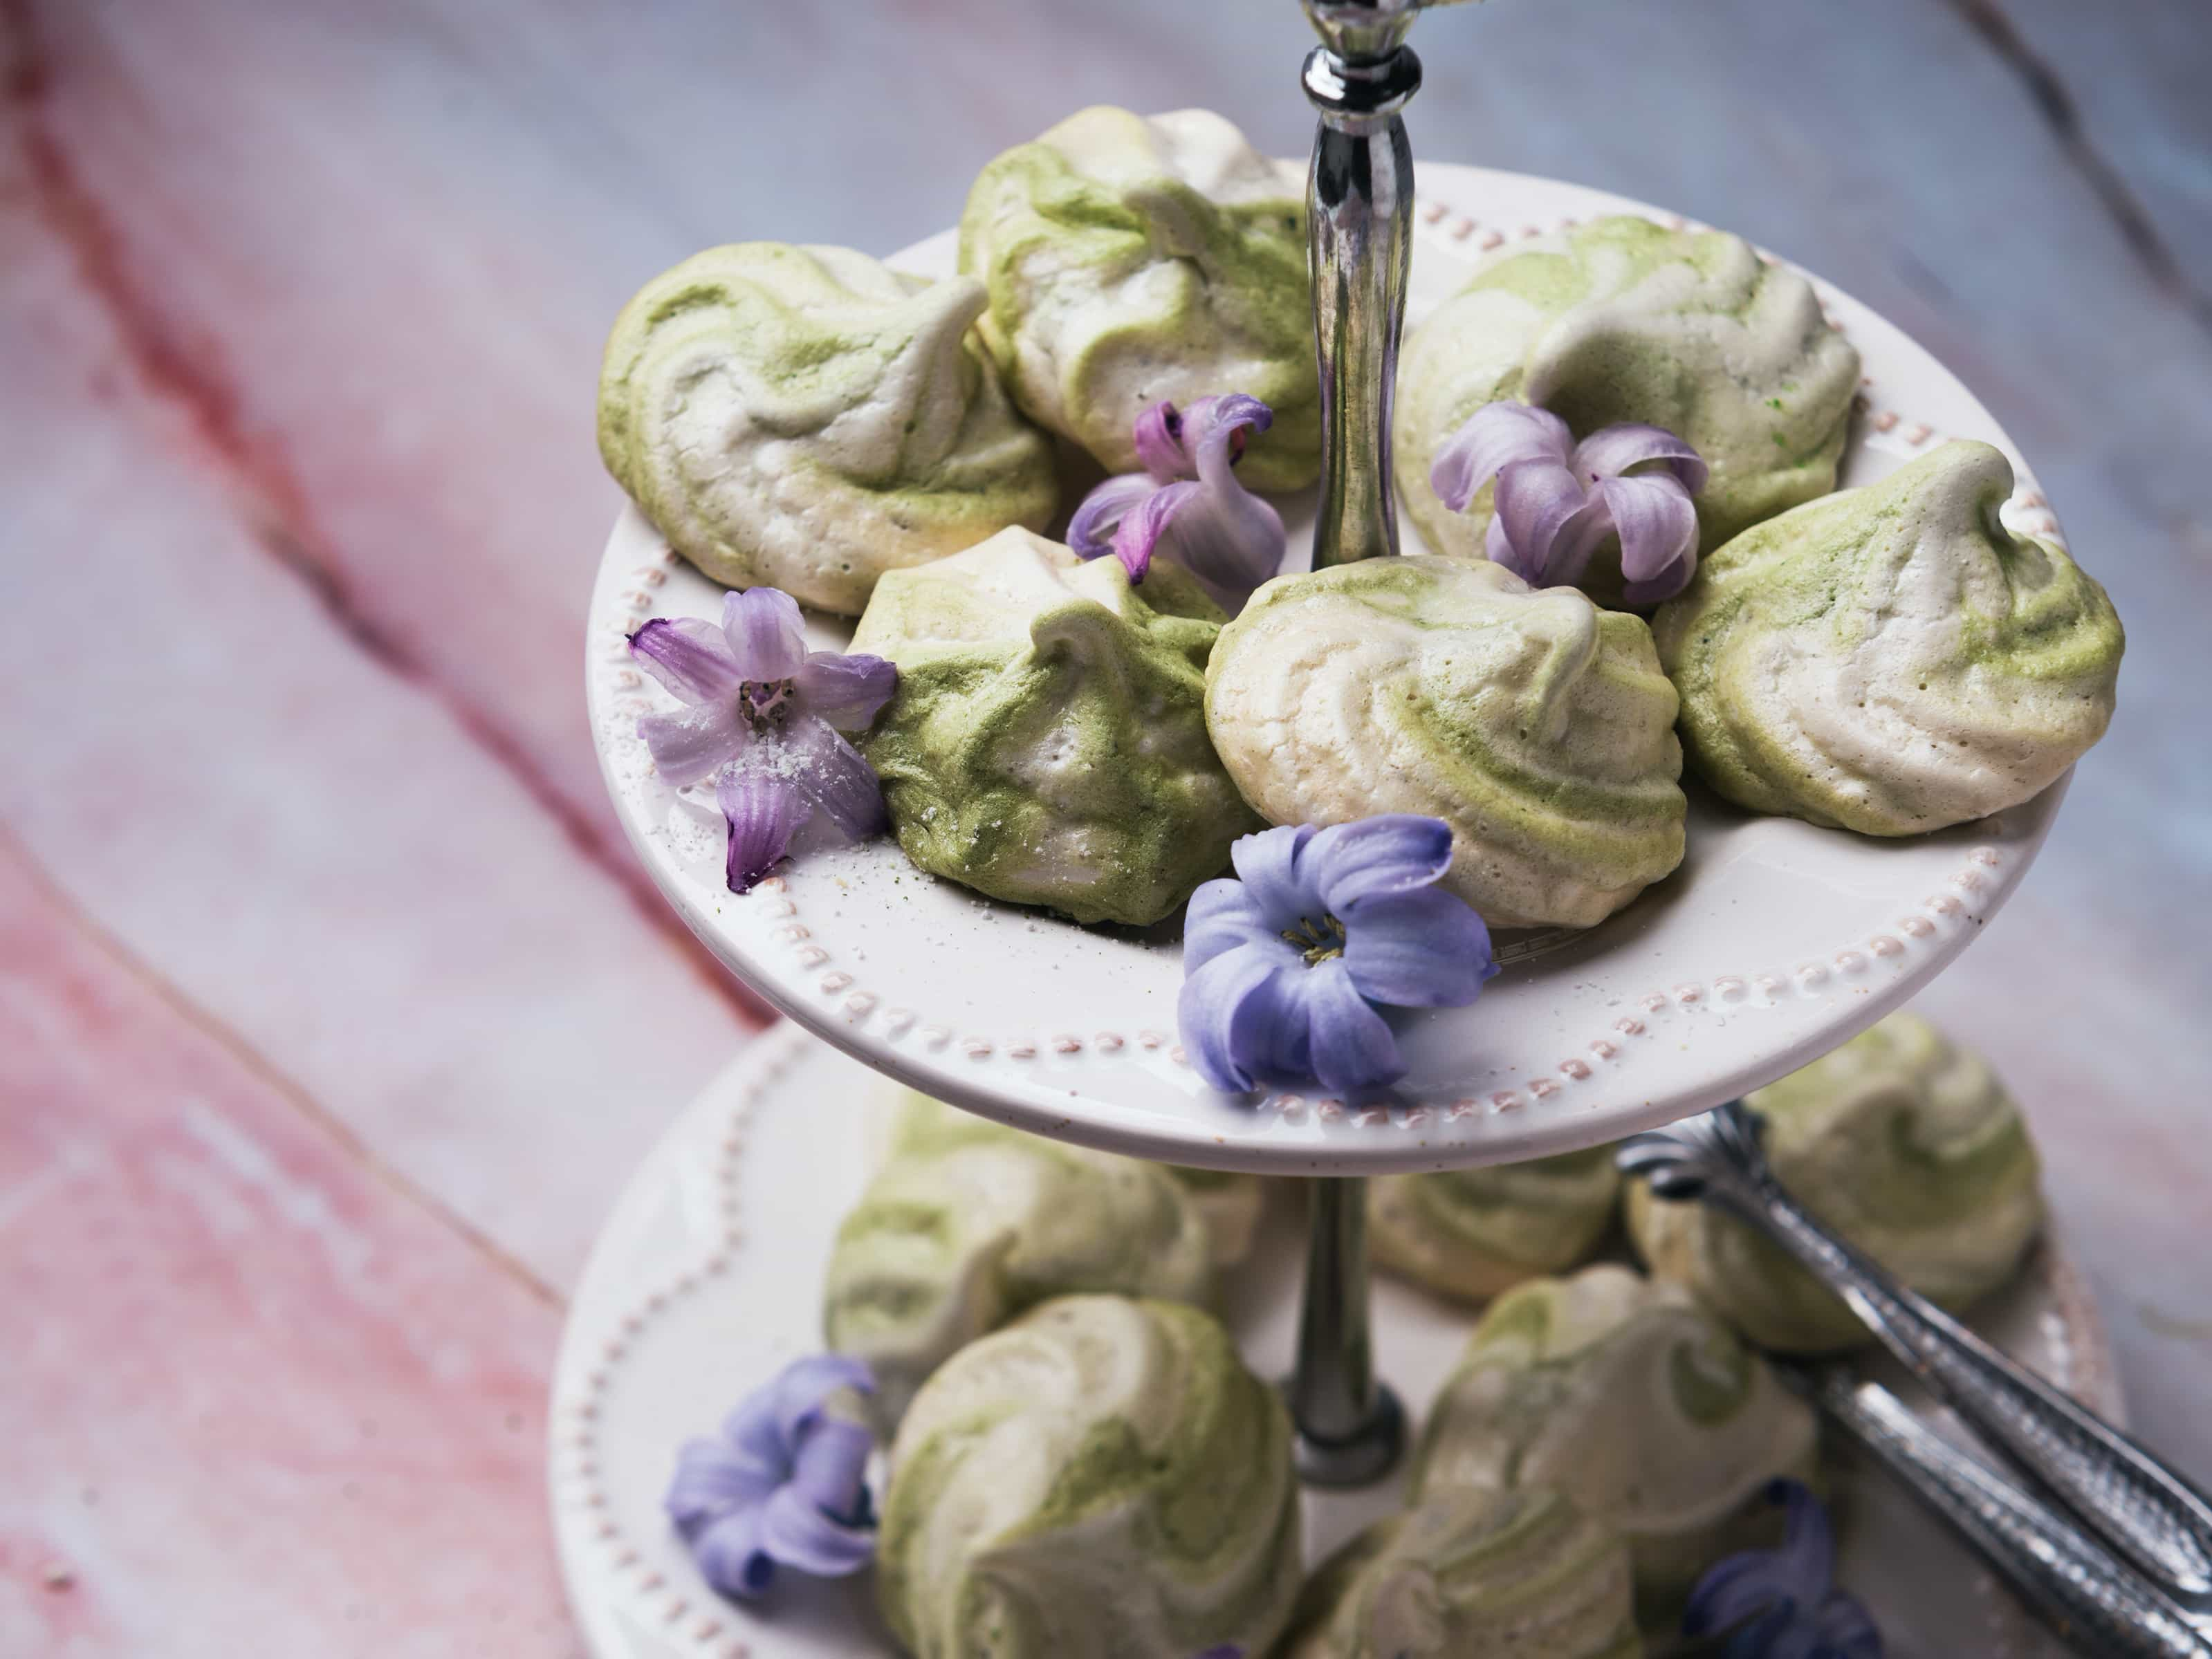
left=1299, top=1, right=1427, bottom=568
left=1811, top=1371, right=2212, bottom=1658
left=1621, top=1102, right=2212, bottom=1640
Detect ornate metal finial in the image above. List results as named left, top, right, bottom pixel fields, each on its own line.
left=1614, top=1097, right=1777, bottom=1210
left=1298, top=1, right=1441, bottom=568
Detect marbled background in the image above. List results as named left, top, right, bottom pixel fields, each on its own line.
left=2, top=1, right=2206, bottom=1653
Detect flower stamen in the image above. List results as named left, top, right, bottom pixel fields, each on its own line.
left=1281, top=914, right=1347, bottom=967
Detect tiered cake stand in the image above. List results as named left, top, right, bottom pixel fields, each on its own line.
left=555, top=6, right=2112, bottom=1654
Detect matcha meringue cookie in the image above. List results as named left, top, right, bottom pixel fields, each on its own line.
left=1653, top=440, right=2123, bottom=834
left=1370, top=1144, right=1622, bottom=1304
left=1163, top=1165, right=1268, bottom=1267
left=1205, top=557, right=1686, bottom=929
left=877, top=1295, right=1302, bottom=1659
left=1628, top=1012, right=2044, bottom=1353
left=598, top=241, right=1057, bottom=615
left=959, top=106, right=1319, bottom=490
left=1412, top=1265, right=1816, bottom=1618
left=1396, top=215, right=1859, bottom=568
left=824, top=1093, right=1213, bottom=1423
left=1282, top=1486, right=1642, bottom=1659
left=852, top=525, right=1264, bottom=926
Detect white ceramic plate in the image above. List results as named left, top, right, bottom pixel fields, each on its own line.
left=549, top=1026, right=2123, bottom=1659
left=585, top=163, right=2075, bottom=1175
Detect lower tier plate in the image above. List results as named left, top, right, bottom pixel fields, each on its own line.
left=549, top=1026, right=2122, bottom=1659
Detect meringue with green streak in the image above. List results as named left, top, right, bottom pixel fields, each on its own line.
left=877, top=1295, right=1302, bottom=1659
left=1165, top=1165, right=1267, bottom=1267
left=824, top=1093, right=1212, bottom=1423
left=598, top=241, right=1057, bottom=615
left=1396, top=216, right=1859, bottom=578
left=1412, top=1265, right=1817, bottom=1618
left=1370, top=1144, right=1622, bottom=1304
left=1653, top=440, right=2124, bottom=834
left=1628, top=1012, right=2044, bottom=1353
left=853, top=525, right=1264, bottom=926
left=959, top=106, right=1319, bottom=490
left=1204, top=557, right=1686, bottom=929
left=1282, top=1485, right=1643, bottom=1659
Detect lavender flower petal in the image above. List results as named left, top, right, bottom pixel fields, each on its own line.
left=786, top=1418, right=875, bottom=1526
left=1340, top=891, right=1498, bottom=1008
left=757, top=1482, right=878, bottom=1578
left=764, top=1353, right=876, bottom=1442
left=631, top=617, right=746, bottom=704
left=1069, top=472, right=1156, bottom=561
left=780, top=717, right=887, bottom=841
left=1183, top=878, right=1289, bottom=975
left=690, top=1505, right=778, bottom=1601
left=1227, top=823, right=1318, bottom=930
left=1494, top=456, right=1612, bottom=588
left=1287, top=958, right=1405, bottom=1092
left=1572, top=423, right=1710, bottom=494
left=1683, top=1480, right=1882, bottom=1659
left=794, top=651, right=896, bottom=732
left=716, top=768, right=813, bottom=893
left=1179, top=945, right=1296, bottom=1095
left=1111, top=479, right=1201, bottom=583
left=1177, top=400, right=1287, bottom=592
left=1598, top=472, right=1702, bottom=604
left=1429, top=401, right=1574, bottom=512
left=1132, top=400, right=1190, bottom=481
left=1185, top=393, right=1274, bottom=465
left=638, top=701, right=748, bottom=789
left=666, top=1435, right=780, bottom=1526
left=721, top=586, right=808, bottom=683
left=1304, top=815, right=1455, bottom=917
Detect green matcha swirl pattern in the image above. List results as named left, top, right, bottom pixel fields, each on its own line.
left=1395, top=216, right=1860, bottom=586
left=1206, top=558, right=1686, bottom=929
left=1370, top=1144, right=1622, bottom=1304
left=598, top=241, right=1057, bottom=615
left=1282, top=1486, right=1643, bottom=1659
left=1629, top=1012, right=2043, bottom=1353
left=823, top=1093, right=1213, bottom=1424
left=854, top=527, right=1264, bottom=927
left=959, top=106, right=1319, bottom=491
left=1412, top=1265, right=1816, bottom=1623
left=878, top=1295, right=1302, bottom=1659
left=1653, top=440, right=2124, bottom=834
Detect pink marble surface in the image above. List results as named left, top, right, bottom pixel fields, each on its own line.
left=1, top=0, right=2206, bottom=1650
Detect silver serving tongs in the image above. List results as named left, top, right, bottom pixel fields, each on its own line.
left=1620, top=1102, right=2212, bottom=1658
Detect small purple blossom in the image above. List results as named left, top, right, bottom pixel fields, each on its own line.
left=1430, top=402, right=1708, bottom=605
left=629, top=587, right=896, bottom=893
left=1179, top=817, right=1498, bottom=1095
left=1682, top=1479, right=1882, bottom=1658
left=1068, top=394, right=1287, bottom=600
left=665, top=1354, right=878, bottom=1602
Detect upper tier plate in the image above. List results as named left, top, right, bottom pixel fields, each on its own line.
left=586, top=162, right=2069, bottom=1176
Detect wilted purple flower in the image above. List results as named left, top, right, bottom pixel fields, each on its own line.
left=1430, top=402, right=1708, bottom=604
left=665, top=1353, right=878, bottom=1602
left=1179, top=817, right=1498, bottom=1095
left=629, top=587, right=896, bottom=893
left=1068, top=394, right=1287, bottom=600
left=1682, top=1479, right=1882, bottom=1658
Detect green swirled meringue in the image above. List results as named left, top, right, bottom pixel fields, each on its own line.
left=1370, top=1144, right=1621, bottom=1304
left=598, top=241, right=1057, bottom=615
left=1629, top=1012, right=2043, bottom=1353
left=959, top=106, right=1318, bottom=490
left=1206, top=557, right=1685, bottom=929
left=1396, top=216, right=1860, bottom=580
left=1283, top=1486, right=1642, bottom=1659
left=1653, top=440, right=2123, bottom=833
left=878, top=1295, right=1301, bottom=1659
left=1412, top=1265, right=1816, bottom=1618
left=1165, top=1166, right=1268, bottom=1266
left=852, top=525, right=1263, bottom=925
left=825, top=1093, right=1212, bottom=1422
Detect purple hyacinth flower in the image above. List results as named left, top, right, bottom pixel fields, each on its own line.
left=1178, top=816, right=1499, bottom=1095
left=1068, top=394, right=1287, bottom=602
left=665, top=1353, right=879, bottom=1602
left=1681, top=1479, right=1883, bottom=1658
left=629, top=586, right=896, bottom=893
left=1430, top=402, right=1708, bottom=605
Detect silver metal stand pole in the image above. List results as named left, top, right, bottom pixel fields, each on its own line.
left=1285, top=1175, right=1405, bottom=1486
